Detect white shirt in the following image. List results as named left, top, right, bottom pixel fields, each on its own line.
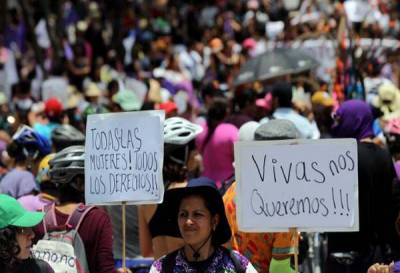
left=273, top=107, right=320, bottom=139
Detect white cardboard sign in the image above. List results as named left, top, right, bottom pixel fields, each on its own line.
left=235, top=139, right=359, bottom=232
left=85, top=111, right=165, bottom=205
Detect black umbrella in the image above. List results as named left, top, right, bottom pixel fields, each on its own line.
left=234, top=47, right=319, bottom=86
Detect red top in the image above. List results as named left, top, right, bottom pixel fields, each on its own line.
left=34, top=207, right=116, bottom=273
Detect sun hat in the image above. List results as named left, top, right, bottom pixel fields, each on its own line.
left=0, top=194, right=44, bottom=229
left=85, top=83, right=102, bottom=97
left=66, top=85, right=83, bottom=109
left=163, top=177, right=231, bottom=246
left=378, top=83, right=399, bottom=102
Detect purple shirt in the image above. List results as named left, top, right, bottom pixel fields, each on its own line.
left=18, top=194, right=53, bottom=211
left=0, top=169, right=37, bottom=198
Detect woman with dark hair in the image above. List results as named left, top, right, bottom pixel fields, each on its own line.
left=139, top=117, right=203, bottom=259
left=0, top=194, right=54, bottom=273
left=196, top=97, right=238, bottom=186
left=327, top=100, right=395, bottom=273
left=149, top=177, right=258, bottom=273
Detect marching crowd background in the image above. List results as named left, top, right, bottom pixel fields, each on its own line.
left=1, top=0, right=400, bottom=272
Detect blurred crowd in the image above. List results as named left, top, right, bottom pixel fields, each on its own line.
left=0, top=0, right=399, bottom=139
left=2, top=0, right=400, bottom=273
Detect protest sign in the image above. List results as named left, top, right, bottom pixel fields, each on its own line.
left=235, top=139, right=359, bottom=232
left=85, top=111, right=164, bottom=205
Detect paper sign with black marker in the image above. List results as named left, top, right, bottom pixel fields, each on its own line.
left=234, top=138, right=359, bottom=232
left=85, top=110, right=165, bottom=205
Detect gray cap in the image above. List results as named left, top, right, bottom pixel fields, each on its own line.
left=254, top=119, right=300, bottom=140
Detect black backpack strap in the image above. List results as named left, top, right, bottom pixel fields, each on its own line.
left=219, top=175, right=235, bottom=196
left=66, top=203, right=95, bottom=230
left=161, top=249, right=180, bottom=273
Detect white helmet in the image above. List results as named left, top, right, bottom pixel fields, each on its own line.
left=164, top=117, right=203, bottom=145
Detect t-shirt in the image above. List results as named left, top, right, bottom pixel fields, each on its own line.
left=196, top=123, right=238, bottom=186
left=327, top=142, right=395, bottom=254
left=223, top=182, right=296, bottom=273
left=34, top=206, right=116, bottom=273
left=273, top=107, right=320, bottom=139
left=0, top=169, right=37, bottom=198
left=18, top=194, right=53, bottom=211
left=16, top=258, right=55, bottom=273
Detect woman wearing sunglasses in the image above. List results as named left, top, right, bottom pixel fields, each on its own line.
left=0, top=194, right=54, bottom=273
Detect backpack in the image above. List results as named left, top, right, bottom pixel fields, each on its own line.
left=32, top=203, right=94, bottom=273
left=161, top=247, right=246, bottom=273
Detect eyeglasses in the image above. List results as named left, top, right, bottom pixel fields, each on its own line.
left=16, top=227, right=34, bottom=235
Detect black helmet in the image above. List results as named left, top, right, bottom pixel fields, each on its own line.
left=49, top=145, right=84, bottom=184
left=51, top=125, right=85, bottom=151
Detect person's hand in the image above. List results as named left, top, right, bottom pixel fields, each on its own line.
left=116, top=267, right=132, bottom=273
left=367, top=263, right=393, bottom=273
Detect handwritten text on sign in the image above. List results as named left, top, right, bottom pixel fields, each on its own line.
left=235, top=139, right=359, bottom=232
left=85, top=111, right=164, bottom=205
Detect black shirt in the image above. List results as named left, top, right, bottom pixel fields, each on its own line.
left=327, top=142, right=395, bottom=253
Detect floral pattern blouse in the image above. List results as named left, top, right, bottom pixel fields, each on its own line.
left=149, top=247, right=258, bottom=273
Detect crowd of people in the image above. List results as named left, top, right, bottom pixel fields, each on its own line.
left=1, top=0, right=400, bottom=273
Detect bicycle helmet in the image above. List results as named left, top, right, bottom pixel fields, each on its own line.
left=12, top=125, right=51, bottom=159
left=36, top=153, right=55, bottom=184
left=51, top=124, right=85, bottom=151
left=49, top=145, right=85, bottom=184
left=164, top=117, right=203, bottom=145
